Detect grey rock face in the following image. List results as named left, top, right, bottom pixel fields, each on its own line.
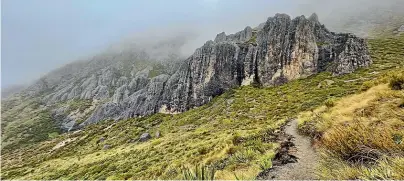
left=93, top=85, right=109, bottom=100
left=139, top=133, right=152, bottom=142
left=84, top=102, right=120, bottom=125
left=15, top=13, right=372, bottom=130
left=214, top=26, right=253, bottom=43
left=128, top=76, right=149, bottom=93
left=112, top=85, right=129, bottom=103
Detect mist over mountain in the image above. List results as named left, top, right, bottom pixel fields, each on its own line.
left=1, top=84, right=26, bottom=99
left=2, top=0, right=404, bottom=91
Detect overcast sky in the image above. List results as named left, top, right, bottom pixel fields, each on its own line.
left=1, top=0, right=402, bottom=88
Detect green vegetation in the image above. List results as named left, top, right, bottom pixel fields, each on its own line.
left=148, top=63, right=167, bottom=78
left=182, top=165, right=216, bottom=180
left=316, top=41, right=330, bottom=46
left=1, top=98, right=61, bottom=151
left=48, top=132, right=60, bottom=139
left=246, top=32, right=257, bottom=45
left=1, top=34, right=403, bottom=180
left=67, top=99, right=92, bottom=113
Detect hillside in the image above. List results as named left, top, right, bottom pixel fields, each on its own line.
left=2, top=30, right=403, bottom=180
left=1, top=13, right=372, bottom=153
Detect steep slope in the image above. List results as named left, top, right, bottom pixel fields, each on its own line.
left=2, top=31, right=402, bottom=180
left=1, top=13, right=371, bottom=152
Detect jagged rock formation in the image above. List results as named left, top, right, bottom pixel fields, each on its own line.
left=80, top=13, right=371, bottom=128
left=5, top=13, right=372, bottom=131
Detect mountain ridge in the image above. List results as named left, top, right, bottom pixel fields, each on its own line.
left=2, top=13, right=371, bottom=139
left=80, top=13, right=372, bottom=129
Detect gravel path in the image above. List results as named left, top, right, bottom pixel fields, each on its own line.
left=260, top=119, right=319, bottom=180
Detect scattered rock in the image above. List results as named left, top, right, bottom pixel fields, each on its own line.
left=103, top=144, right=111, bottom=150
left=99, top=137, right=105, bottom=143
left=179, top=124, right=196, bottom=131
left=398, top=25, right=404, bottom=32
left=51, top=138, right=76, bottom=151
left=226, top=99, right=234, bottom=105
left=155, top=131, right=160, bottom=138
left=139, top=133, right=152, bottom=142
left=318, top=79, right=335, bottom=88
left=368, top=71, right=379, bottom=75
left=324, top=79, right=335, bottom=86
left=343, top=77, right=369, bottom=83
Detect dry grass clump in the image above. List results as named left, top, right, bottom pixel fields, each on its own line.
left=318, top=155, right=404, bottom=180
left=298, top=81, right=404, bottom=179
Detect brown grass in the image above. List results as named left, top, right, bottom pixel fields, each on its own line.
left=298, top=80, right=404, bottom=179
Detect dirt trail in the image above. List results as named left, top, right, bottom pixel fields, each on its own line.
left=259, top=119, right=319, bottom=180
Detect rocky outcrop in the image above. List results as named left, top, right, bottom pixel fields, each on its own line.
left=78, top=13, right=370, bottom=127
left=14, top=13, right=372, bottom=130
left=139, top=133, right=152, bottom=142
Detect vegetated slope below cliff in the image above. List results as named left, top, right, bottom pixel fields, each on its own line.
left=1, top=34, right=402, bottom=180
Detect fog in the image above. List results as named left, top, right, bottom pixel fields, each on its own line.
left=2, top=0, right=403, bottom=89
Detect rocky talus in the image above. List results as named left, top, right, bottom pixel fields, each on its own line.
left=9, top=13, right=372, bottom=131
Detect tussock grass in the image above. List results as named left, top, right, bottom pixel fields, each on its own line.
left=181, top=165, right=216, bottom=180
left=298, top=81, right=404, bottom=179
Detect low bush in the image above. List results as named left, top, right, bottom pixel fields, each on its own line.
left=388, top=72, right=404, bottom=90
left=324, top=98, right=336, bottom=108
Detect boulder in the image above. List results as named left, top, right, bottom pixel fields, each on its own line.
left=139, top=133, right=152, bottom=142
left=103, top=144, right=111, bottom=150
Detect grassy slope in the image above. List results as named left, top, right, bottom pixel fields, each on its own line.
left=1, top=35, right=403, bottom=180
left=298, top=82, right=404, bottom=179
left=1, top=97, right=60, bottom=151
left=297, top=35, right=404, bottom=179
left=0, top=59, right=168, bottom=151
